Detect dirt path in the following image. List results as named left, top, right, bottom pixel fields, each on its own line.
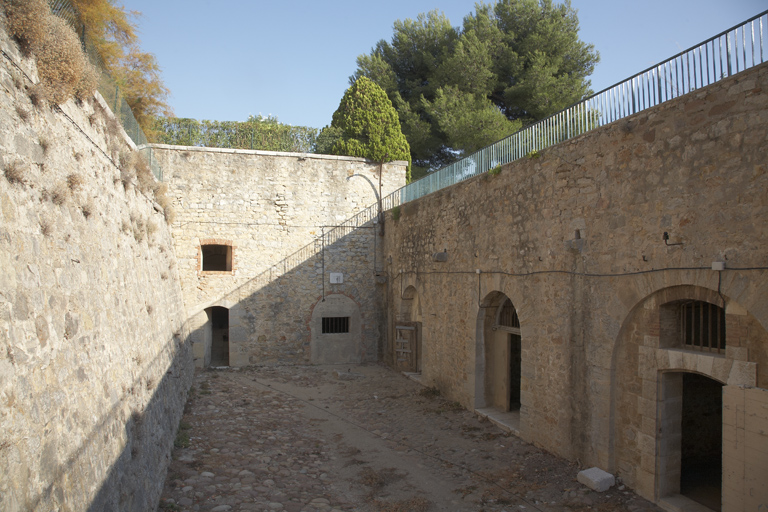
left=158, top=364, right=662, bottom=512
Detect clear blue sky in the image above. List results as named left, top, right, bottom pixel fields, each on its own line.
left=124, top=0, right=766, bottom=129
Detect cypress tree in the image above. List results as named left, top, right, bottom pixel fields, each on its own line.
left=330, top=77, right=411, bottom=181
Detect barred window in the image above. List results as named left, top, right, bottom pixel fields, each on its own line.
left=679, top=300, right=726, bottom=352
left=498, top=299, right=520, bottom=329
left=322, top=317, right=349, bottom=334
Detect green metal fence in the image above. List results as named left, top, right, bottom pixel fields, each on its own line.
left=48, top=0, right=161, bottom=180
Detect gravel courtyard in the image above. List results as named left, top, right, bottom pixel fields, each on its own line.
left=158, top=364, right=663, bottom=512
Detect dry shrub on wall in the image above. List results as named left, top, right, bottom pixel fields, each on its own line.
left=3, top=160, right=28, bottom=185
left=73, top=62, right=99, bottom=102
left=34, top=16, right=86, bottom=104
left=134, top=154, right=154, bottom=193
left=80, top=199, right=94, bottom=219
left=67, top=173, right=85, bottom=191
left=118, top=151, right=135, bottom=188
left=39, top=215, right=54, bottom=236
left=117, top=150, right=157, bottom=196
left=1, top=0, right=48, bottom=55
left=152, top=181, right=176, bottom=223
left=2, top=0, right=98, bottom=104
left=153, top=182, right=169, bottom=208
left=50, top=182, right=69, bottom=205
left=29, top=83, right=50, bottom=108
left=163, top=205, right=176, bottom=224
left=15, top=105, right=30, bottom=122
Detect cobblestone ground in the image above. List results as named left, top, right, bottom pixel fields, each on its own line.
left=157, top=364, right=663, bottom=512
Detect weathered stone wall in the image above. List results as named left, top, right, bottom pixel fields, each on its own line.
left=152, top=144, right=406, bottom=366
left=382, top=62, right=768, bottom=507
left=0, top=17, right=193, bottom=512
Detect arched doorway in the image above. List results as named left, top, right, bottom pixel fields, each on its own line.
left=498, top=298, right=522, bottom=411
left=475, top=292, right=522, bottom=416
left=611, top=285, right=768, bottom=509
left=395, top=286, right=422, bottom=373
left=206, top=306, right=229, bottom=366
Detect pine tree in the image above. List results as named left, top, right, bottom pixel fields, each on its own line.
left=352, top=0, right=599, bottom=170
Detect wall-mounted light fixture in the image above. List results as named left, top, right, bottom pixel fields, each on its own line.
left=662, top=232, right=683, bottom=246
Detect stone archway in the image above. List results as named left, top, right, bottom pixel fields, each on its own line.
left=611, top=285, right=768, bottom=509
left=188, top=304, right=232, bottom=368
left=475, top=291, right=523, bottom=419
left=395, top=286, right=422, bottom=373
left=310, top=294, right=361, bottom=364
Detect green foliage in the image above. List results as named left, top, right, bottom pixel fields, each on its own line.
left=69, top=0, right=173, bottom=136
left=152, top=115, right=319, bottom=153
left=422, top=86, right=522, bottom=155
left=391, top=205, right=401, bottom=222
left=526, top=149, right=541, bottom=159
left=488, top=164, right=502, bottom=176
left=313, top=125, right=342, bottom=155
left=173, top=431, right=190, bottom=449
left=352, top=0, right=599, bottom=170
left=329, top=77, right=411, bottom=181
left=173, top=419, right=191, bottom=449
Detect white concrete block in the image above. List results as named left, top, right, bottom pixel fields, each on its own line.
left=577, top=467, right=615, bottom=492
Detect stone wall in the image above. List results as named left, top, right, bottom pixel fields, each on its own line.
left=0, top=16, right=193, bottom=512
left=152, top=144, right=406, bottom=366
left=382, top=62, right=768, bottom=508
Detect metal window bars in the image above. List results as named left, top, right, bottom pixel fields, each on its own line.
left=380, top=10, right=768, bottom=212
left=680, top=301, right=726, bottom=353
left=498, top=299, right=521, bottom=329
left=321, top=317, right=350, bottom=334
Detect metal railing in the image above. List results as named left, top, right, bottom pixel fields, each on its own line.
left=381, top=10, right=768, bottom=210
left=48, top=0, right=162, bottom=180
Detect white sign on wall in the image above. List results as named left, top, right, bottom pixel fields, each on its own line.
left=329, top=273, right=343, bottom=284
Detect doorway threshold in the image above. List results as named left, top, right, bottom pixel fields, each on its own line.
left=475, top=408, right=521, bottom=436
left=659, top=494, right=716, bottom=512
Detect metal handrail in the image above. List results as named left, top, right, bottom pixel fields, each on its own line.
left=380, top=10, right=768, bottom=211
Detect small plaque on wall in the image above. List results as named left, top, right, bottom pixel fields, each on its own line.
left=330, top=273, right=343, bottom=284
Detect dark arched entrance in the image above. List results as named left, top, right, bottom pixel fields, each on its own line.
left=680, top=372, right=723, bottom=510
left=476, top=292, right=522, bottom=413
left=207, top=306, right=229, bottom=366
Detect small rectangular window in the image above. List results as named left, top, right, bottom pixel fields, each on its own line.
left=202, top=244, right=232, bottom=271
left=322, top=317, right=349, bottom=334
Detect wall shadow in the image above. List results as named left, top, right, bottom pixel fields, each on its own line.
left=188, top=202, right=387, bottom=367
left=19, top=326, right=194, bottom=511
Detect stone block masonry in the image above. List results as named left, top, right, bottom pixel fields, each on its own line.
left=151, top=144, right=407, bottom=367
left=0, top=14, right=193, bottom=512
left=382, top=61, right=768, bottom=510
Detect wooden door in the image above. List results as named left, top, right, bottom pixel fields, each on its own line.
left=395, top=322, right=420, bottom=372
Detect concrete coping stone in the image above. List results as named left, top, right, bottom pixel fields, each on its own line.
left=577, top=467, right=615, bottom=492
left=140, top=143, right=409, bottom=166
